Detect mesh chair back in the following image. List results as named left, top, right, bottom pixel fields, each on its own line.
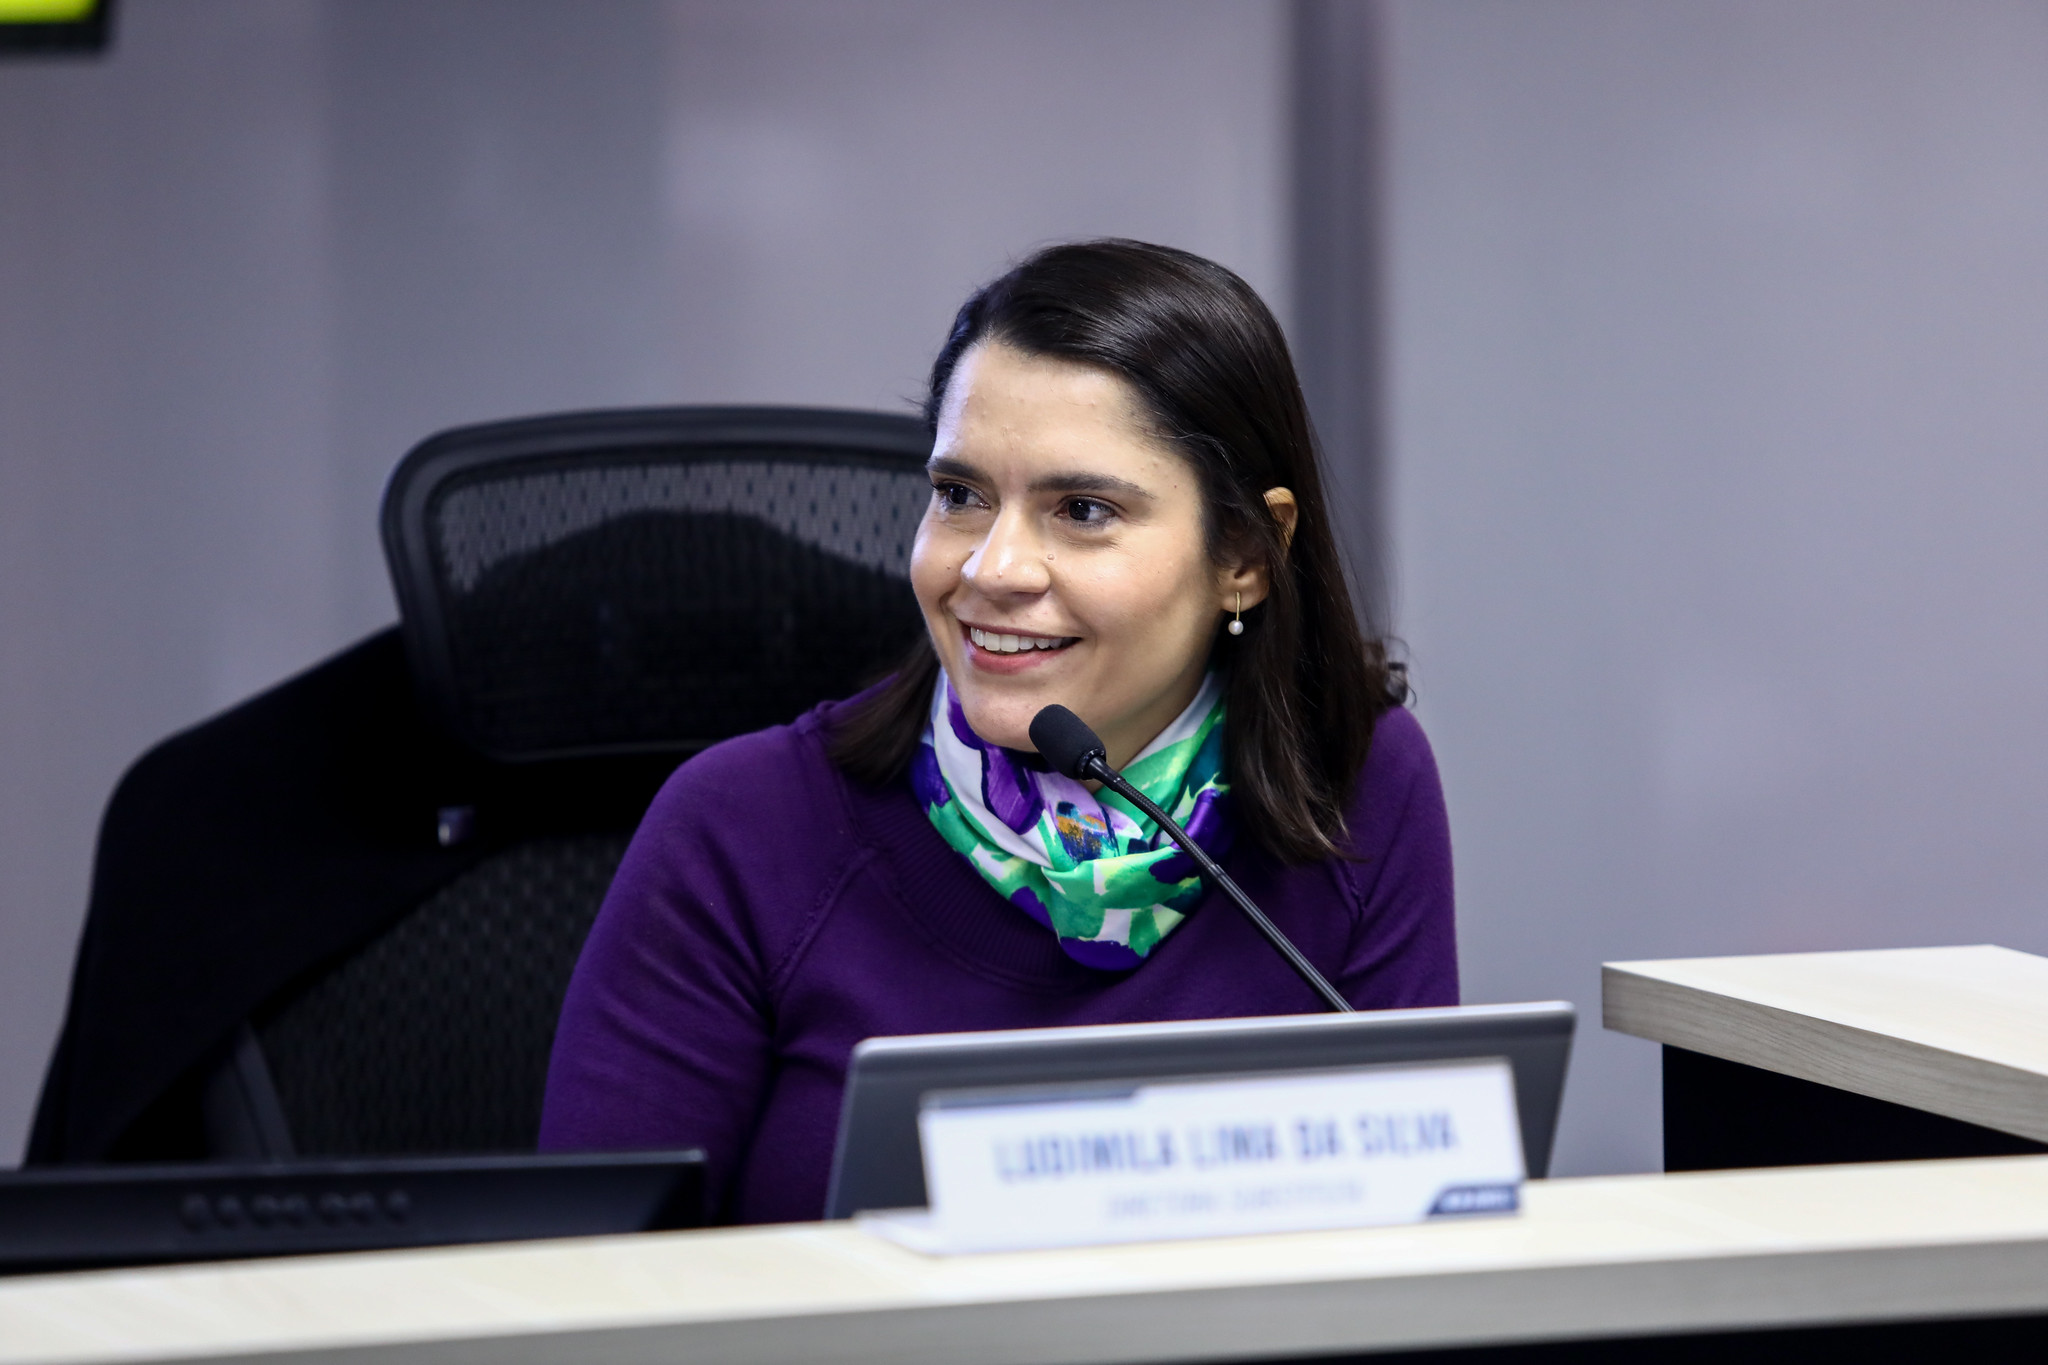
left=382, top=406, right=933, bottom=762
left=252, top=833, right=630, bottom=1155
left=232, top=408, right=935, bottom=1157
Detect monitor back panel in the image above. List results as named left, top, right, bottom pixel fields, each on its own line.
left=0, top=1150, right=704, bottom=1275
left=825, top=1002, right=1575, bottom=1218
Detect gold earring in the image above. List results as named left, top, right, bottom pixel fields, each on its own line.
left=1228, top=591, right=1244, bottom=635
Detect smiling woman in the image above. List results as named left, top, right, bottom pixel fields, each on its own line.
left=921, top=344, right=1247, bottom=766
left=539, top=242, right=1457, bottom=1223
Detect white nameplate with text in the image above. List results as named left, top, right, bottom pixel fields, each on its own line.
left=868, top=1058, right=1524, bottom=1255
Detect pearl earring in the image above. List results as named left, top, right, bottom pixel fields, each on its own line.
left=1228, top=591, right=1244, bottom=635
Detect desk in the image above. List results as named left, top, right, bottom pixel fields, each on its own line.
left=6, top=1157, right=2048, bottom=1364
left=1604, top=945, right=2048, bottom=1170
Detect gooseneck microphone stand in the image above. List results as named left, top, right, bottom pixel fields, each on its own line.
left=1028, top=705, right=1354, bottom=1014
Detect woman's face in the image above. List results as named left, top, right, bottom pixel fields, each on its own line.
left=911, top=340, right=1265, bottom=768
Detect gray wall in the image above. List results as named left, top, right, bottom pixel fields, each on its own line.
left=1385, top=0, right=2048, bottom=1174
left=0, top=0, right=1288, bottom=1162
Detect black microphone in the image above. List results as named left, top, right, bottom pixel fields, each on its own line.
left=1028, top=704, right=1353, bottom=1014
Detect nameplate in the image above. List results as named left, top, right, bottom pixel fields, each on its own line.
left=865, top=1057, right=1523, bottom=1255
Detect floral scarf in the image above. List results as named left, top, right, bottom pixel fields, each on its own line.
left=910, top=673, right=1230, bottom=970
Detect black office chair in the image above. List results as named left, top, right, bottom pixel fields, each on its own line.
left=30, top=407, right=931, bottom=1164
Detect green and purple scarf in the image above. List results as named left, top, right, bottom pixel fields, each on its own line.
left=910, top=673, right=1230, bottom=970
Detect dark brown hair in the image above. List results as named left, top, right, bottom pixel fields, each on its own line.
left=829, top=239, right=1405, bottom=862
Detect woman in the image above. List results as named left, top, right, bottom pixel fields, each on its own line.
left=539, top=240, right=1456, bottom=1223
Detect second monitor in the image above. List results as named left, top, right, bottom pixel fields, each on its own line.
left=825, top=1001, right=1576, bottom=1218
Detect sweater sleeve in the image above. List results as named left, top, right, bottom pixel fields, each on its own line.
left=1335, top=706, right=1459, bottom=1008
left=537, top=720, right=844, bottom=1217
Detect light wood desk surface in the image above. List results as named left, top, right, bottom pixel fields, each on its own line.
left=1603, top=944, right=2048, bottom=1142
left=7, top=1155, right=2048, bottom=1365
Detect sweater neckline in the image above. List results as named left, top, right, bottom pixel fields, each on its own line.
left=800, top=704, right=1187, bottom=993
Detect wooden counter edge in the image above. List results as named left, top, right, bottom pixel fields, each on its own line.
left=172, top=1240, right=2048, bottom=1365
left=9, top=1208, right=2048, bottom=1365
left=1601, top=962, right=2048, bottom=1143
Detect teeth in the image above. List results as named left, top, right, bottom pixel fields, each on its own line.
left=970, top=627, right=1069, bottom=654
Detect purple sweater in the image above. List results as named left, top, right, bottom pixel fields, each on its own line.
left=539, top=694, right=1457, bottom=1224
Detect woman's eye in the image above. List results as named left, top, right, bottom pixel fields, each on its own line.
left=1062, top=497, right=1114, bottom=525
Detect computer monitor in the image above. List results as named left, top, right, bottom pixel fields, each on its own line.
left=825, top=1002, right=1575, bottom=1219
left=0, top=1149, right=704, bottom=1276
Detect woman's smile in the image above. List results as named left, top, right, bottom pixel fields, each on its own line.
left=960, top=621, right=1080, bottom=671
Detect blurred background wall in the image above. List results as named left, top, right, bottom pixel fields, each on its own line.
left=1384, top=0, right=2048, bottom=1173
left=2, top=0, right=2045, bottom=1173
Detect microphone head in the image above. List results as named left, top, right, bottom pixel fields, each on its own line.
left=1029, top=704, right=1106, bottom=779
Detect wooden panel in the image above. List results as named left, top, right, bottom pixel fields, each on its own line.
left=1604, top=946, right=2048, bottom=1142
left=6, top=1157, right=2048, bottom=1364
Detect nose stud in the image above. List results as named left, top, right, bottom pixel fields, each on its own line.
left=1228, top=592, right=1244, bottom=636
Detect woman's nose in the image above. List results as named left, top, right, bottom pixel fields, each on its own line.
left=962, top=507, right=1051, bottom=593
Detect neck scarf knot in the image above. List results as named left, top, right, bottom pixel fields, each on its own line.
left=911, top=673, right=1230, bottom=970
